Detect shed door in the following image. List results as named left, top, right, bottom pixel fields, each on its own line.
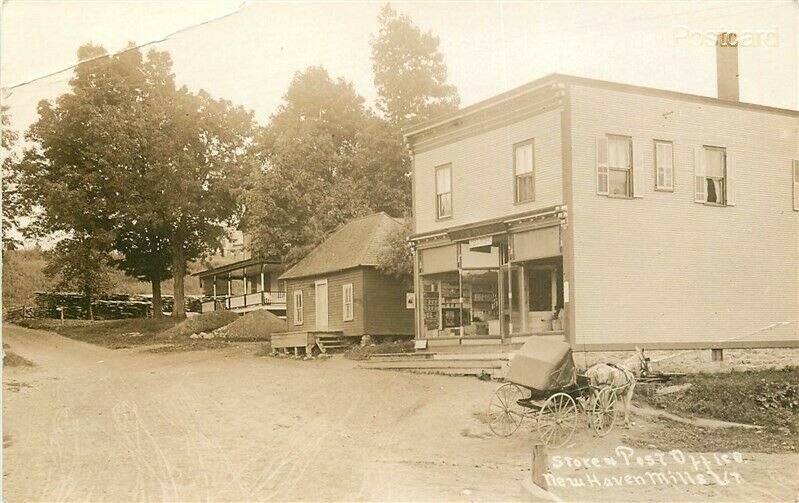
left=315, top=279, right=328, bottom=330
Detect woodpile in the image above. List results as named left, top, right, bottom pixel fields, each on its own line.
left=33, top=292, right=202, bottom=320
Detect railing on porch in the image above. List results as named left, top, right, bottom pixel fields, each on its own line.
left=201, top=291, right=287, bottom=313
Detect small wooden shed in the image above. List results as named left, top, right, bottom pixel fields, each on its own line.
left=273, top=213, right=414, bottom=351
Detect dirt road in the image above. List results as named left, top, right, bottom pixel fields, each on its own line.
left=3, top=324, right=797, bottom=502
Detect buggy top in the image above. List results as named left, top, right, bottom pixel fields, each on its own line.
left=506, top=338, right=577, bottom=391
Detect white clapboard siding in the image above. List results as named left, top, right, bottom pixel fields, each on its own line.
left=596, top=136, right=609, bottom=195
left=693, top=146, right=706, bottom=203
left=725, top=151, right=736, bottom=206
left=632, top=139, right=645, bottom=198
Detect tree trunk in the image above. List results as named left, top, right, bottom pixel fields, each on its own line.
left=151, top=274, right=163, bottom=318
left=171, top=238, right=186, bottom=319
left=86, top=288, right=94, bottom=321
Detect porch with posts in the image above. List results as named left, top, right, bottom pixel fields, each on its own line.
left=195, top=258, right=286, bottom=317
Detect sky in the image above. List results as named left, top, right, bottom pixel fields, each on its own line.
left=1, top=1, right=797, bottom=135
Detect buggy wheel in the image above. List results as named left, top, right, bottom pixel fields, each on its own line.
left=537, top=393, right=577, bottom=448
left=487, top=384, right=526, bottom=437
left=589, top=386, right=617, bottom=437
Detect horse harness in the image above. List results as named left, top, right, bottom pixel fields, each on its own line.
left=606, top=362, right=636, bottom=392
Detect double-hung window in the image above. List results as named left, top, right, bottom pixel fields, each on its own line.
left=654, top=140, right=674, bottom=191
left=342, top=283, right=353, bottom=321
left=607, top=136, right=633, bottom=198
left=293, top=290, right=303, bottom=325
left=697, top=147, right=726, bottom=205
left=792, top=159, right=799, bottom=211
left=514, top=140, right=535, bottom=203
left=435, top=164, right=452, bottom=219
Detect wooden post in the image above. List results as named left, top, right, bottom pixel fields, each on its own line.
left=712, top=349, right=723, bottom=362
left=531, top=443, right=548, bottom=489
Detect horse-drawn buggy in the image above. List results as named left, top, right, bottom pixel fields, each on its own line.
left=487, top=338, right=649, bottom=447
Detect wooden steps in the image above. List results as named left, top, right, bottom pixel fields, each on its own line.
left=356, top=352, right=510, bottom=378
left=315, top=334, right=352, bottom=353
left=271, top=330, right=353, bottom=354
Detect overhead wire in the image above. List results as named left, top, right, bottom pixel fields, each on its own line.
left=1, top=1, right=250, bottom=97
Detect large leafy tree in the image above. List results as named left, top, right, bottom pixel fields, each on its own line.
left=22, top=44, right=253, bottom=318
left=1, top=105, right=23, bottom=250
left=371, top=3, right=460, bottom=130
left=243, top=67, right=372, bottom=265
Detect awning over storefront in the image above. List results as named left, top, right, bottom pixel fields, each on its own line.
left=511, top=225, right=561, bottom=262
left=419, top=244, right=458, bottom=274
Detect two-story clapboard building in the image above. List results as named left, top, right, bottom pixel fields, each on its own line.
left=406, top=43, right=798, bottom=352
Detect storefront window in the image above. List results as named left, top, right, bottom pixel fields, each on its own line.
left=419, top=242, right=568, bottom=339
left=504, top=257, right=564, bottom=335
left=461, top=270, right=500, bottom=336
left=421, top=271, right=460, bottom=338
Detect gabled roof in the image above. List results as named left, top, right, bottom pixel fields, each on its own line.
left=279, top=212, right=404, bottom=280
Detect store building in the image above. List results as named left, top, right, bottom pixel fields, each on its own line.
left=405, top=46, right=798, bottom=351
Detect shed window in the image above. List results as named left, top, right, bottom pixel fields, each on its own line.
left=514, top=140, right=535, bottom=203
left=654, top=140, right=674, bottom=191
left=342, top=283, right=354, bottom=321
left=293, top=290, right=303, bottom=325
left=435, top=164, right=452, bottom=219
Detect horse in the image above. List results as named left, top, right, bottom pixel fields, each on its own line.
left=584, top=347, right=650, bottom=428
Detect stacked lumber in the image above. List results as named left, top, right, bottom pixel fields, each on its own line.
left=32, top=292, right=203, bottom=320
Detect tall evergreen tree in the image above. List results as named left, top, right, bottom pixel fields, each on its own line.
left=371, top=3, right=460, bottom=130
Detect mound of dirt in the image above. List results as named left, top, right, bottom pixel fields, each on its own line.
left=160, top=310, right=239, bottom=339
left=211, top=309, right=287, bottom=341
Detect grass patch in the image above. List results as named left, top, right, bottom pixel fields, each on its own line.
left=627, top=416, right=797, bottom=453
left=345, top=340, right=415, bottom=361
left=14, top=312, right=243, bottom=353
left=15, top=318, right=94, bottom=331
left=637, top=367, right=798, bottom=434
left=144, top=339, right=235, bottom=353
left=44, top=317, right=179, bottom=349
left=635, top=367, right=798, bottom=453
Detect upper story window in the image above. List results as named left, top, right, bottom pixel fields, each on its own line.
left=293, top=290, right=303, bottom=325
left=596, top=135, right=645, bottom=199
left=435, top=164, right=452, bottom=219
left=694, top=146, right=735, bottom=206
left=514, top=140, right=535, bottom=203
left=342, top=283, right=354, bottom=321
left=792, top=160, right=799, bottom=211
left=607, top=136, right=633, bottom=197
left=654, top=140, right=674, bottom=191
